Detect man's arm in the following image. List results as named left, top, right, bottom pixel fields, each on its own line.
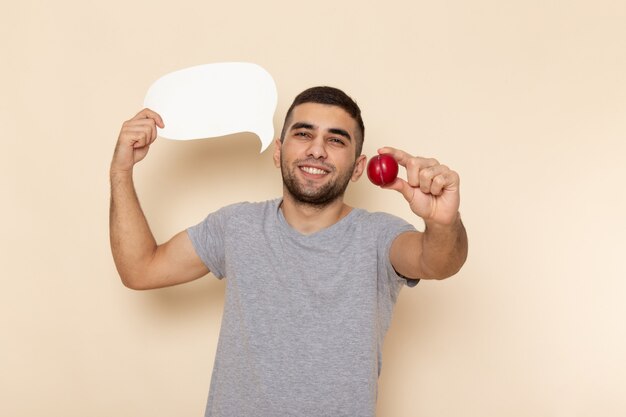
left=390, top=221, right=468, bottom=280
left=109, top=109, right=209, bottom=290
left=380, top=147, right=468, bottom=280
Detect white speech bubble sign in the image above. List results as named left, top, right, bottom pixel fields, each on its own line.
left=143, top=62, right=277, bottom=152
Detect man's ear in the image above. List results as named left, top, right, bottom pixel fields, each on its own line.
left=273, top=138, right=282, bottom=168
left=351, top=154, right=367, bottom=181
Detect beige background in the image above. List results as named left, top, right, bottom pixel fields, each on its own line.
left=2, top=0, right=625, bottom=416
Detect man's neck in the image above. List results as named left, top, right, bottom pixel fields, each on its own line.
left=280, top=192, right=352, bottom=235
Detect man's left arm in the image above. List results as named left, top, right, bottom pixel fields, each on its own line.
left=380, top=147, right=468, bottom=280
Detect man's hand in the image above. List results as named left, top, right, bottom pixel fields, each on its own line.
left=111, top=108, right=164, bottom=173
left=378, top=147, right=460, bottom=226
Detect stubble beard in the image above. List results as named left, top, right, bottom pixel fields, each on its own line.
left=280, top=157, right=355, bottom=208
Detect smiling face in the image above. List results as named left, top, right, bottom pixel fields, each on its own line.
left=274, top=102, right=366, bottom=207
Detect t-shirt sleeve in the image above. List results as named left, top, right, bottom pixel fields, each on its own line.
left=186, top=204, right=242, bottom=279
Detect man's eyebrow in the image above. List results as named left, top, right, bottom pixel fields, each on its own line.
left=290, top=122, right=352, bottom=142
left=290, top=122, right=316, bottom=131
left=328, top=128, right=352, bottom=142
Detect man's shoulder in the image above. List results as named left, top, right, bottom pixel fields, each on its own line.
left=211, top=198, right=280, bottom=219
left=190, top=198, right=280, bottom=236
left=351, top=206, right=410, bottom=224
left=347, top=206, right=417, bottom=236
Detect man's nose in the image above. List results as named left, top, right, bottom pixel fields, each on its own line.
left=306, top=137, right=327, bottom=159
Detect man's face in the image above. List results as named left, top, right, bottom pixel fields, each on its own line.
left=273, top=103, right=366, bottom=207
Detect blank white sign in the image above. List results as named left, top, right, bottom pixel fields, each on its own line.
left=144, top=62, right=277, bottom=152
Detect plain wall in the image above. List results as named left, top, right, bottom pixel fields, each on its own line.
left=1, top=0, right=625, bottom=416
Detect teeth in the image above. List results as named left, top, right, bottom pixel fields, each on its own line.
left=301, top=167, right=327, bottom=175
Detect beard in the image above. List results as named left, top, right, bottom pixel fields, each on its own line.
left=280, top=156, right=355, bottom=208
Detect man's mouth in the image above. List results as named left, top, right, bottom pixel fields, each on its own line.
left=300, top=166, right=329, bottom=175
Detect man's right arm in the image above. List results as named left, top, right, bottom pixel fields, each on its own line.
left=109, top=109, right=209, bottom=290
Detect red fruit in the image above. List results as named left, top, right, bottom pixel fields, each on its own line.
left=367, top=153, right=399, bottom=186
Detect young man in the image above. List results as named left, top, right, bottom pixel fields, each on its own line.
left=110, top=87, right=467, bottom=416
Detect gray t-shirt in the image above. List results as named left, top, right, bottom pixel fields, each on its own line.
left=188, top=199, right=418, bottom=417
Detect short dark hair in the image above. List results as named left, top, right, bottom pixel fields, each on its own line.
left=280, top=86, right=365, bottom=157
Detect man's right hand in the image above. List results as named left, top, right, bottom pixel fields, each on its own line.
left=111, top=108, right=164, bottom=173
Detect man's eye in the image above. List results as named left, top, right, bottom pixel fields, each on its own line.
left=329, top=138, right=345, bottom=145
left=295, top=132, right=308, bottom=137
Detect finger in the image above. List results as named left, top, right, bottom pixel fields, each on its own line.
left=149, top=119, right=157, bottom=144
left=131, top=108, right=165, bottom=129
left=422, top=167, right=459, bottom=195
left=377, top=146, right=415, bottom=168
left=122, top=126, right=153, bottom=148
left=124, top=119, right=159, bottom=145
left=405, top=157, right=439, bottom=188
left=131, top=132, right=150, bottom=149
left=378, top=147, right=446, bottom=188
left=123, top=118, right=157, bottom=130
left=144, top=112, right=163, bottom=141
left=418, top=164, right=449, bottom=194
left=430, top=170, right=459, bottom=196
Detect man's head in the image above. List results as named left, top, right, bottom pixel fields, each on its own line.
left=280, top=86, right=365, bottom=157
left=274, top=87, right=367, bottom=208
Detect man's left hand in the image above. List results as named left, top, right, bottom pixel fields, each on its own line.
left=378, top=147, right=461, bottom=226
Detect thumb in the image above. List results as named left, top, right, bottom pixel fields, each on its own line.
left=381, top=177, right=414, bottom=202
